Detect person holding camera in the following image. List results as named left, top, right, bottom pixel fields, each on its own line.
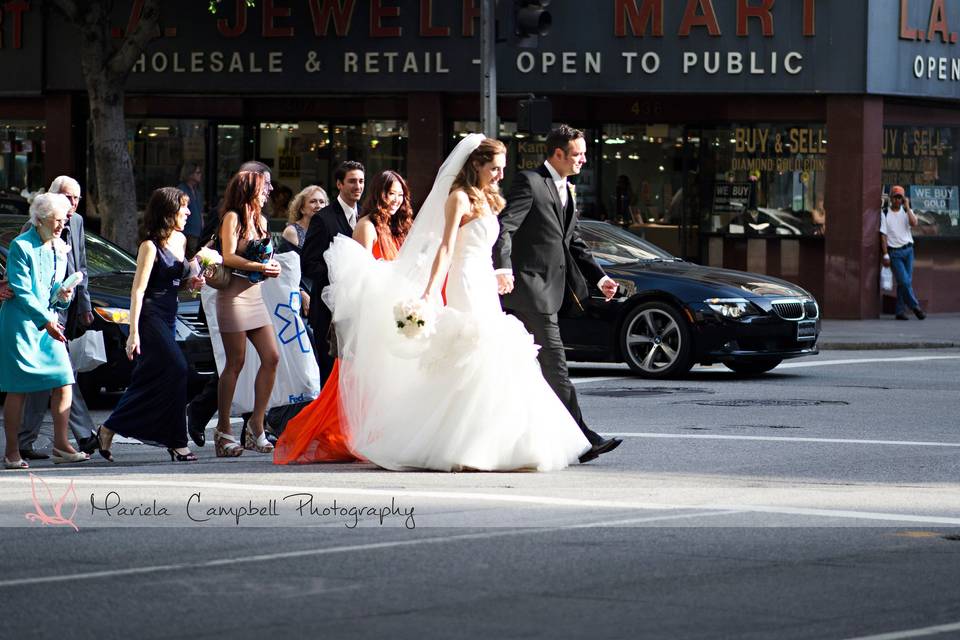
left=880, top=185, right=925, bottom=320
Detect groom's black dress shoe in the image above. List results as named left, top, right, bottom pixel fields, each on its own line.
left=578, top=437, right=623, bottom=464
left=19, top=448, right=49, bottom=461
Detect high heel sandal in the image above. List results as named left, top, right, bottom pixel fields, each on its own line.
left=213, top=430, right=243, bottom=458
left=167, top=448, right=198, bottom=462
left=51, top=448, right=90, bottom=464
left=95, top=425, right=114, bottom=462
left=242, top=422, right=275, bottom=453
left=3, top=457, right=29, bottom=470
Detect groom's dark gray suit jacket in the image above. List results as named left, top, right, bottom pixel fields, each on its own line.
left=493, top=165, right=606, bottom=314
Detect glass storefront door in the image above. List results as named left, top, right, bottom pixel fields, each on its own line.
left=258, top=120, right=407, bottom=219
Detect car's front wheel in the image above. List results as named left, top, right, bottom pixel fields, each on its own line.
left=724, top=358, right=783, bottom=375
left=620, top=302, right=693, bottom=378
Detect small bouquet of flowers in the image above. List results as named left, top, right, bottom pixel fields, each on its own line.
left=190, top=247, right=223, bottom=296
left=237, top=237, right=273, bottom=283
left=394, top=298, right=437, bottom=339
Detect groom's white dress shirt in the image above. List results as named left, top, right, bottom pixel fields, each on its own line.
left=339, top=194, right=358, bottom=230
left=543, top=160, right=569, bottom=208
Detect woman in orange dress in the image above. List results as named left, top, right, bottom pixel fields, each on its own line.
left=274, top=170, right=413, bottom=464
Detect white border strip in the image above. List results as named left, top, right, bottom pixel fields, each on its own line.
left=604, top=433, right=960, bottom=448
left=844, top=621, right=960, bottom=640
left=3, top=478, right=960, bottom=526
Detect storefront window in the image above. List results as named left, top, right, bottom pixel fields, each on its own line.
left=258, top=120, right=407, bottom=218
left=0, top=121, right=45, bottom=211
left=700, top=124, right=827, bottom=237
left=128, top=119, right=208, bottom=209
left=882, top=125, right=960, bottom=237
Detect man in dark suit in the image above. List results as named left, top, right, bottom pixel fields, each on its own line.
left=493, top=125, right=623, bottom=464
left=300, top=160, right=365, bottom=382
left=18, top=176, right=98, bottom=458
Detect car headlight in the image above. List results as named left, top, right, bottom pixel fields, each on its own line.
left=94, top=307, right=130, bottom=324
left=704, top=297, right=756, bottom=319
left=612, top=278, right=637, bottom=298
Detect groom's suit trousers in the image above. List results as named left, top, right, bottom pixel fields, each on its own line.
left=507, top=308, right=602, bottom=446
left=19, top=382, right=95, bottom=448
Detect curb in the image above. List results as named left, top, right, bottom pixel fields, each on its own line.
left=819, top=341, right=960, bottom=351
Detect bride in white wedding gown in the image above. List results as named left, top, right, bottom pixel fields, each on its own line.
left=322, top=135, right=590, bottom=471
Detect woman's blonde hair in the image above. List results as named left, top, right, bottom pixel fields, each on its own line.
left=287, top=185, right=328, bottom=224
left=451, top=138, right=507, bottom=216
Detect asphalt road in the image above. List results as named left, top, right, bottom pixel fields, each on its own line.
left=2, top=349, right=959, bottom=640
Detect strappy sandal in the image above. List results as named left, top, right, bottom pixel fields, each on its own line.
left=3, top=457, right=29, bottom=470
left=167, top=448, right=199, bottom=462
left=51, top=448, right=90, bottom=464
left=242, top=423, right=275, bottom=453
left=214, top=430, right=243, bottom=458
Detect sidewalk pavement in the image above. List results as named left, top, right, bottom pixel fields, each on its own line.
left=819, top=313, right=960, bottom=350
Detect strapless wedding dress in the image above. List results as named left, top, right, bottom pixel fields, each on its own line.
left=324, top=213, right=590, bottom=472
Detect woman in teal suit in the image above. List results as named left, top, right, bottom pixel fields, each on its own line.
left=1, top=193, right=89, bottom=469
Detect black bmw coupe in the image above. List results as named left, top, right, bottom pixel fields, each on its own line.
left=560, top=221, right=820, bottom=377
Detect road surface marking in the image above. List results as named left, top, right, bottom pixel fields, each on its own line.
left=605, top=432, right=960, bottom=448
left=0, top=510, right=741, bottom=588
left=776, top=355, right=960, bottom=369
left=570, top=355, right=960, bottom=381
left=845, top=620, right=960, bottom=639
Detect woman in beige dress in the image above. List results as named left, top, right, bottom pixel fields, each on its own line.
left=214, top=170, right=282, bottom=457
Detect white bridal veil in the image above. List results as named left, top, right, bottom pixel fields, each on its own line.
left=321, top=133, right=485, bottom=453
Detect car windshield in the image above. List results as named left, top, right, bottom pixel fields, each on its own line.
left=84, top=233, right=137, bottom=276
left=578, top=221, right=676, bottom=265
left=0, top=219, right=136, bottom=278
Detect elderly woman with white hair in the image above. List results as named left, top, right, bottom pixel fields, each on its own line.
left=0, top=193, right=89, bottom=469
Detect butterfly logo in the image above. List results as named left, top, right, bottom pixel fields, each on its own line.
left=24, top=473, right=80, bottom=532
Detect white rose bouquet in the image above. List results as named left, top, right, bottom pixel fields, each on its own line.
left=394, top=298, right=437, bottom=339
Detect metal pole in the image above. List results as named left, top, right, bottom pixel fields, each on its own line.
left=481, top=0, right=498, bottom=139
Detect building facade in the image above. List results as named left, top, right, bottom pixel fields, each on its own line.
left=1, top=0, right=959, bottom=317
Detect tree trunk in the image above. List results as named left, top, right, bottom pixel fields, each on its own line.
left=51, top=0, right=161, bottom=252
left=86, top=74, right=138, bottom=251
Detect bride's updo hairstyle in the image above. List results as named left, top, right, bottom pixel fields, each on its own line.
left=451, top=137, right=506, bottom=216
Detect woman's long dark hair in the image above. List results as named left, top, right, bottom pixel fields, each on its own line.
left=140, top=187, right=187, bottom=245
left=220, top=170, right=267, bottom=239
left=361, top=170, right=414, bottom=243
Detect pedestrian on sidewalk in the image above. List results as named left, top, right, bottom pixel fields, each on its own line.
left=880, top=185, right=925, bottom=321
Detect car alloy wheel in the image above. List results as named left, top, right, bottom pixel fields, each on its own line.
left=620, top=301, right=693, bottom=378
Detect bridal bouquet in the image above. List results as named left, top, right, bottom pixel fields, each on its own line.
left=394, top=299, right=436, bottom=339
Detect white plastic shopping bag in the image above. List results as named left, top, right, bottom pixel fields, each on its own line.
left=880, top=265, right=894, bottom=293
left=69, top=329, right=107, bottom=373
left=201, top=252, right=321, bottom=415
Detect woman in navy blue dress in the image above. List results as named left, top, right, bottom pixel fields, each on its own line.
left=95, top=187, right=204, bottom=462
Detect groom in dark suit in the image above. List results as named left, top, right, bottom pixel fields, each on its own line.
left=494, top=125, right=622, bottom=463
left=300, top=160, right=365, bottom=383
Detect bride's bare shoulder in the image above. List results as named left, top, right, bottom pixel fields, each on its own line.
left=446, top=189, right=471, bottom=209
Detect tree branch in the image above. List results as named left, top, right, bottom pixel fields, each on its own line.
left=47, top=0, right=80, bottom=23
left=108, top=0, right=161, bottom=80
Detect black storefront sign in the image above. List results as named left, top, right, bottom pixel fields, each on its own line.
left=37, top=0, right=871, bottom=95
